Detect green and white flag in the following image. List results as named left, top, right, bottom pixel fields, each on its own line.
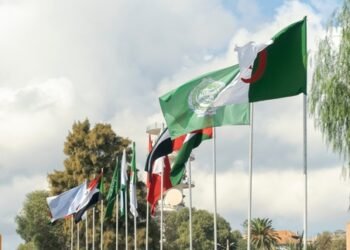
left=120, top=149, right=128, bottom=217
left=159, top=65, right=249, bottom=138
left=105, top=156, right=121, bottom=219
left=129, top=142, right=138, bottom=217
left=213, top=18, right=307, bottom=107
left=159, top=18, right=306, bottom=139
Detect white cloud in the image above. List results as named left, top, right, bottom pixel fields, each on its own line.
left=183, top=163, right=348, bottom=235
left=0, top=0, right=345, bottom=248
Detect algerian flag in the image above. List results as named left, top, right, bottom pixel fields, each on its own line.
left=129, top=142, right=138, bottom=217
left=170, top=128, right=212, bottom=186
left=213, top=17, right=307, bottom=107
left=159, top=65, right=249, bottom=139
left=120, top=149, right=128, bottom=217
left=105, top=156, right=121, bottom=219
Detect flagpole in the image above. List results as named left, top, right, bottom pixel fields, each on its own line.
left=146, top=198, right=149, bottom=250
left=116, top=195, right=119, bottom=250
left=77, top=221, right=80, bottom=250
left=247, top=103, right=254, bottom=250
left=125, top=187, right=128, bottom=250
left=303, top=17, right=308, bottom=250
left=303, top=93, right=308, bottom=250
left=160, top=163, right=164, bottom=250
left=86, top=210, right=88, bottom=250
left=71, top=216, right=74, bottom=250
left=101, top=199, right=104, bottom=250
left=188, top=159, right=193, bottom=250
left=92, top=207, right=95, bottom=250
left=212, top=127, right=217, bottom=250
left=134, top=214, right=137, bottom=250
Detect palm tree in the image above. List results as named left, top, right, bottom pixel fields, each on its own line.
left=249, top=218, right=280, bottom=250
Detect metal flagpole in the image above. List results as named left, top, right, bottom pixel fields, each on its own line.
left=71, top=216, right=74, bottom=250
left=303, top=93, right=308, bottom=250
left=188, top=159, right=193, bottom=250
left=93, top=207, right=95, bottom=250
left=116, top=195, right=119, bottom=250
left=134, top=213, right=137, bottom=250
left=213, top=127, right=217, bottom=250
left=146, top=199, right=149, bottom=250
left=125, top=188, right=128, bottom=250
left=303, top=18, right=308, bottom=250
left=86, top=211, right=88, bottom=250
left=160, top=161, right=164, bottom=250
left=247, top=103, right=254, bottom=250
left=101, top=199, right=104, bottom=250
left=77, top=222, right=80, bottom=250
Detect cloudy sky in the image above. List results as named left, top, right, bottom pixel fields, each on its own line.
left=0, top=0, right=347, bottom=249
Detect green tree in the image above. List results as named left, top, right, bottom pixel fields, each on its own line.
left=16, top=119, right=160, bottom=249
left=163, top=208, right=238, bottom=250
left=314, top=231, right=333, bottom=250
left=245, top=218, right=280, bottom=250
left=310, top=0, right=350, bottom=167
left=16, top=190, right=67, bottom=249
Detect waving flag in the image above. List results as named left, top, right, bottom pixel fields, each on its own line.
left=129, top=142, right=138, bottom=217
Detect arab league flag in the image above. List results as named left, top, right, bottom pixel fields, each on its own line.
left=213, top=17, right=307, bottom=107
left=159, top=65, right=249, bottom=138
left=105, top=156, right=121, bottom=219
left=170, top=128, right=212, bottom=186
left=129, top=142, right=138, bottom=217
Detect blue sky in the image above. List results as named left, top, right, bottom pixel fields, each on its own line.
left=0, top=0, right=346, bottom=249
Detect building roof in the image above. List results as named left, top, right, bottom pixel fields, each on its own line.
left=275, top=230, right=300, bottom=245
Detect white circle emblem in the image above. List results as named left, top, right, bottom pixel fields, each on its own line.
left=188, top=78, right=226, bottom=117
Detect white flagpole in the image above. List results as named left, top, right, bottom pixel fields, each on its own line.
left=146, top=199, right=149, bottom=250
left=303, top=94, right=308, bottom=250
left=101, top=199, right=104, bottom=250
left=134, top=214, right=137, bottom=250
left=247, top=103, right=254, bottom=250
left=116, top=195, right=119, bottom=250
left=188, top=159, right=193, bottom=250
left=71, top=216, right=74, bottom=250
left=77, top=222, right=80, bottom=250
left=213, top=127, right=217, bottom=250
left=86, top=211, right=88, bottom=250
left=303, top=19, right=309, bottom=250
left=93, top=207, right=95, bottom=250
left=125, top=189, right=128, bottom=250
left=160, top=163, right=164, bottom=250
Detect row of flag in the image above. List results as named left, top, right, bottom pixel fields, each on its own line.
left=46, top=16, right=307, bottom=230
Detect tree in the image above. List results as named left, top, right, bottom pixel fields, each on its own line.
left=244, top=218, right=280, bottom=250
left=313, top=231, right=346, bottom=250
left=163, top=208, right=238, bottom=250
left=310, top=0, right=350, bottom=168
left=16, top=119, right=160, bottom=249
left=314, top=231, right=333, bottom=250
left=16, top=190, right=67, bottom=249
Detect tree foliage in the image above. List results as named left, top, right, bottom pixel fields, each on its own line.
left=310, top=0, right=350, bottom=167
left=16, top=119, right=160, bottom=249
left=313, top=231, right=346, bottom=250
left=16, top=190, right=67, bottom=249
left=244, top=218, right=279, bottom=250
left=163, top=208, right=239, bottom=250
